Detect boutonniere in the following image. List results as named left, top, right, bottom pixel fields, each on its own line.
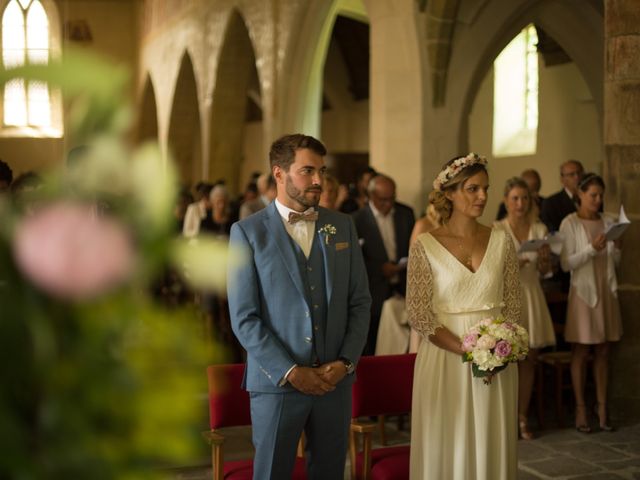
left=318, top=224, right=337, bottom=245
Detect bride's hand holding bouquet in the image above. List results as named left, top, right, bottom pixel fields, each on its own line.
left=461, top=316, right=529, bottom=384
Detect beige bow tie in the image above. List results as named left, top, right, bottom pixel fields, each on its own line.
left=288, top=210, right=319, bottom=224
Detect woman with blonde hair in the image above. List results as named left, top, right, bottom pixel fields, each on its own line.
left=494, top=176, right=555, bottom=440
left=408, top=153, right=521, bottom=479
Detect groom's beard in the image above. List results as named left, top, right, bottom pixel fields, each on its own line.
left=285, top=175, right=322, bottom=209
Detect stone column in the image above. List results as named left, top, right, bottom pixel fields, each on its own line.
left=365, top=0, right=427, bottom=211
left=604, top=0, right=640, bottom=418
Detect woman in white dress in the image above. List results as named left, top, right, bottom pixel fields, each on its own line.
left=407, top=154, right=521, bottom=480
left=494, top=177, right=555, bottom=440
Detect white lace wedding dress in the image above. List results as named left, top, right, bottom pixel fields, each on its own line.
left=407, top=228, right=521, bottom=480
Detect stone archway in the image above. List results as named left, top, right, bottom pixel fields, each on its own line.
left=137, top=75, right=158, bottom=142
left=467, top=21, right=603, bottom=222
left=167, top=52, right=202, bottom=187
left=452, top=0, right=603, bottom=153
left=419, top=0, right=604, bottom=203
left=278, top=0, right=368, bottom=137
left=208, top=9, right=261, bottom=193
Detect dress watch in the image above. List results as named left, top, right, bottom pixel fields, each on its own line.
left=339, top=357, right=355, bottom=375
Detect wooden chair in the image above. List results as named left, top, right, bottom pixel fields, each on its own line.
left=350, top=354, right=416, bottom=480
left=203, top=364, right=307, bottom=480
left=535, top=319, right=593, bottom=428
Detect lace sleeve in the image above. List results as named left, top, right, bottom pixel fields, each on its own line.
left=406, top=238, right=441, bottom=337
left=502, top=233, right=522, bottom=324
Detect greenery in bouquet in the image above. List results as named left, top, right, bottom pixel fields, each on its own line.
left=460, top=315, right=529, bottom=385
left=0, top=50, right=242, bottom=478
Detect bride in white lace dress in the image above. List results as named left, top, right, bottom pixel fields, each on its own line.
left=407, top=154, right=522, bottom=480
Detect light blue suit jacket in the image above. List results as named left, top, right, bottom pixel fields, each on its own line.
left=227, top=202, right=371, bottom=393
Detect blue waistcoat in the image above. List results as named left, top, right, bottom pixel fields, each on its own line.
left=289, top=231, right=328, bottom=363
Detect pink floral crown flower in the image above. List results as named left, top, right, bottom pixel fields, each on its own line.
left=432, top=153, right=488, bottom=191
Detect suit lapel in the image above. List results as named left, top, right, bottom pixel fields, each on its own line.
left=262, top=203, right=307, bottom=301
left=317, top=209, right=335, bottom=305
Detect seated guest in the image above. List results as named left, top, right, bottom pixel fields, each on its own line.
left=354, top=174, right=415, bottom=355
left=494, top=177, right=555, bottom=440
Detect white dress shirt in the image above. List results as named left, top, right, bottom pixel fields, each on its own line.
left=369, top=201, right=397, bottom=262
left=182, top=200, right=207, bottom=238
left=275, top=199, right=316, bottom=258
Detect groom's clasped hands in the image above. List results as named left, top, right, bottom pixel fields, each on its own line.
left=287, top=361, right=348, bottom=395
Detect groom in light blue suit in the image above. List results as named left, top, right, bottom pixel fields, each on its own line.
left=227, top=134, right=371, bottom=480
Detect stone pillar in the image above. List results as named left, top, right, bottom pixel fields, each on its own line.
left=604, top=0, right=640, bottom=419
left=365, top=0, right=427, bottom=211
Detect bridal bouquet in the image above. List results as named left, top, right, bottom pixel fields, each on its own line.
left=461, top=315, right=529, bottom=384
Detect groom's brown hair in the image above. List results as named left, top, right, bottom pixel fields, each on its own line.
left=269, top=134, right=327, bottom=172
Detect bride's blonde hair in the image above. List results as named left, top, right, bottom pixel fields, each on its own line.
left=429, top=156, right=488, bottom=223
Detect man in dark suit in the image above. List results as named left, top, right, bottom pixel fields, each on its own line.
left=227, top=134, right=371, bottom=479
left=353, top=174, right=415, bottom=355
left=540, top=160, right=584, bottom=233
left=540, top=159, right=584, bottom=295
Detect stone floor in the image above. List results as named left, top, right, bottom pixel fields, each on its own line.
left=173, top=413, right=640, bottom=480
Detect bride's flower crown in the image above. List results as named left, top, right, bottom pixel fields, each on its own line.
left=432, top=153, right=488, bottom=191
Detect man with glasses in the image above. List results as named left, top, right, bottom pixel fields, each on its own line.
left=540, top=160, right=584, bottom=233
left=353, top=174, right=415, bottom=355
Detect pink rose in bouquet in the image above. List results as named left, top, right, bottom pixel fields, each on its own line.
left=461, top=333, right=478, bottom=352
left=461, top=315, right=529, bottom=384
left=494, top=340, right=512, bottom=357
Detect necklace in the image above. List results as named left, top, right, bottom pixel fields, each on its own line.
left=447, top=225, right=476, bottom=268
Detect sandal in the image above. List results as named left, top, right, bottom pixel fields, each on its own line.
left=519, top=414, right=534, bottom=440
left=594, top=403, right=615, bottom=432
left=575, top=404, right=592, bottom=434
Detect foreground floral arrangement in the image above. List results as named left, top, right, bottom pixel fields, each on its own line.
left=0, top=50, right=239, bottom=478
left=461, top=315, right=529, bottom=384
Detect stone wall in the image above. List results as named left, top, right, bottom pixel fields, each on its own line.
left=604, top=0, right=640, bottom=417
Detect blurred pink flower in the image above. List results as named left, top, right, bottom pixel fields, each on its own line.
left=494, top=340, right=512, bottom=358
left=13, top=202, right=135, bottom=300
left=461, top=333, right=478, bottom=352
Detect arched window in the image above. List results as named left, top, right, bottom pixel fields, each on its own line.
left=2, top=0, right=60, bottom=135
left=492, top=24, right=538, bottom=157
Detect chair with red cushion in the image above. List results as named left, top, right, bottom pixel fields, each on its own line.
left=350, top=354, right=416, bottom=480
left=204, top=364, right=307, bottom=480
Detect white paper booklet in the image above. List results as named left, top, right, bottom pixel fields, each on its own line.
left=517, top=232, right=564, bottom=254
left=604, top=204, right=630, bottom=241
